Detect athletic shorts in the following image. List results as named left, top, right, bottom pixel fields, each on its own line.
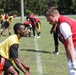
left=0, top=55, right=19, bottom=74
left=2, top=21, right=9, bottom=28
left=0, top=55, right=12, bottom=71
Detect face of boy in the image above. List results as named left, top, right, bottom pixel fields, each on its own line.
left=18, top=25, right=26, bottom=37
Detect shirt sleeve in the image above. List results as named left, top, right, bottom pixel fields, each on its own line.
left=10, top=44, right=19, bottom=59
left=59, top=22, right=72, bottom=40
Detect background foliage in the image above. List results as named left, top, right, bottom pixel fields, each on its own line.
left=0, top=0, right=76, bottom=15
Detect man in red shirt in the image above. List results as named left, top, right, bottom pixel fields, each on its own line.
left=45, top=6, right=76, bottom=75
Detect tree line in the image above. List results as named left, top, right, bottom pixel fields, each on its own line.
left=0, top=0, right=76, bottom=16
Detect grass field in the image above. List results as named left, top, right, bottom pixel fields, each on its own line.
left=1, top=15, right=76, bottom=75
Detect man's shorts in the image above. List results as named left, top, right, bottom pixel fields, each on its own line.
left=0, top=55, right=19, bottom=74
left=2, top=21, right=9, bottom=29
left=0, top=55, right=12, bottom=71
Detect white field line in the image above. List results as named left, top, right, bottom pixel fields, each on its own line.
left=34, top=37, right=43, bottom=75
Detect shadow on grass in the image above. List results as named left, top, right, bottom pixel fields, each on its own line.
left=20, top=49, right=50, bottom=54
left=20, top=48, right=66, bottom=55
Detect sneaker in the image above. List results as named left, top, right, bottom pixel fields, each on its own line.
left=51, top=51, right=59, bottom=54
left=37, top=36, right=40, bottom=38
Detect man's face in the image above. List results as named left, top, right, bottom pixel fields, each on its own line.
left=46, top=15, right=55, bottom=25
left=18, top=25, right=26, bottom=37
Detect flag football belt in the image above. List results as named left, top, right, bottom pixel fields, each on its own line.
left=0, top=57, right=5, bottom=75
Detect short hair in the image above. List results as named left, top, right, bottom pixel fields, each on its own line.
left=26, top=15, right=30, bottom=20
left=13, top=23, right=24, bottom=34
left=45, top=6, right=59, bottom=16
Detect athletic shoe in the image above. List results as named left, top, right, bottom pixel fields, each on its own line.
left=37, top=36, right=40, bottom=38
left=51, top=51, right=59, bottom=55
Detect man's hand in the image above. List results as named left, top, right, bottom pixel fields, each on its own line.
left=24, top=66, right=30, bottom=71
left=50, top=25, right=57, bottom=34
left=24, top=66, right=30, bottom=75
left=24, top=71, right=30, bottom=75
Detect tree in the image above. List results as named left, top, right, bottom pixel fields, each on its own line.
left=0, top=0, right=75, bottom=16
left=71, top=0, right=76, bottom=14
left=58, top=0, right=73, bottom=14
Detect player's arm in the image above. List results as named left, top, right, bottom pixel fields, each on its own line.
left=65, top=36, right=76, bottom=70
left=10, top=44, right=30, bottom=75
left=60, top=22, right=75, bottom=62
left=65, top=36, right=75, bottom=62
left=60, top=22, right=76, bottom=70
left=18, top=57, right=30, bottom=71
left=14, top=57, right=30, bottom=75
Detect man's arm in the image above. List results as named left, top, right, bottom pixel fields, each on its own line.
left=66, top=36, right=75, bottom=62
left=14, top=57, right=30, bottom=75
left=59, top=22, right=75, bottom=62
left=65, top=36, right=76, bottom=70
left=10, top=44, right=30, bottom=75
left=18, top=57, right=30, bottom=71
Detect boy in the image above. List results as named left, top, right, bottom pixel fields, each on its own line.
left=0, top=23, right=30, bottom=75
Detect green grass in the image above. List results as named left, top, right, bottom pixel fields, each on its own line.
left=1, top=16, right=76, bottom=75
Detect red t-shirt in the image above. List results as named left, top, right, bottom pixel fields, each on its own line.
left=58, top=15, right=76, bottom=47
left=23, top=21, right=30, bottom=27
left=29, top=15, right=39, bottom=26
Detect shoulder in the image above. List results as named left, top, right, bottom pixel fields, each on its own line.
left=60, top=22, right=72, bottom=39
left=9, top=34, right=20, bottom=45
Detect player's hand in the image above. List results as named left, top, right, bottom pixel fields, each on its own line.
left=25, top=66, right=30, bottom=71
left=72, top=61, right=76, bottom=70
left=24, top=71, right=30, bottom=75
left=53, top=28, right=56, bottom=32
left=24, top=65, right=30, bottom=72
